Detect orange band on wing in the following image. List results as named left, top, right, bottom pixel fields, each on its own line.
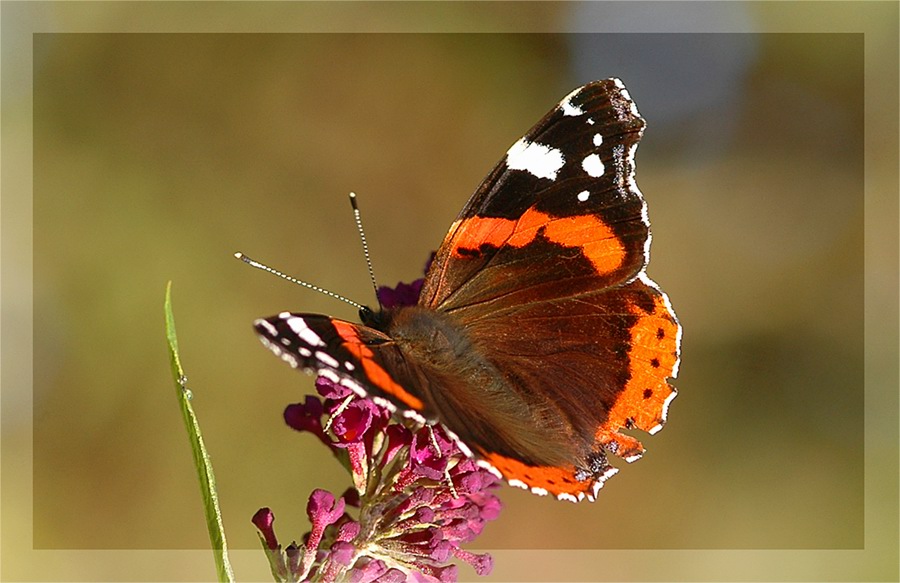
left=596, top=290, right=679, bottom=453
left=331, top=320, right=425, bottom=411
left=480, top=451, right=602, bottom=501
left=450, top=208, right=625, bottom=275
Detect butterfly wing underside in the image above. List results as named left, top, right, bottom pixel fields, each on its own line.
left=255, top=313, right=446, bottom=423
left=415, top=79, right=681, bottom=500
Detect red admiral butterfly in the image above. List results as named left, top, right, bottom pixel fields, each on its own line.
left=252, top=79, right=681, bottom=502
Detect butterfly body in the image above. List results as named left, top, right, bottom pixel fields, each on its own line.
left=253, top=79, right=681, bottom=502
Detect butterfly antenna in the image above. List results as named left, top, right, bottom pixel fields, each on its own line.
left=234, top=252, right=366, bottom=311
left=349, top=192, right=381, bottom=307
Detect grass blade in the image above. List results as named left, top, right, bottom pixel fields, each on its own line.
left=165, top=282, right=235, bottom=583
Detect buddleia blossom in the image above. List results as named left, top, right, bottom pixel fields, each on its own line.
left=253, top=262, right=501, bottom=582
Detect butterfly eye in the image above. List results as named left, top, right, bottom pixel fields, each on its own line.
left=358, top=305, right=377, bottom=325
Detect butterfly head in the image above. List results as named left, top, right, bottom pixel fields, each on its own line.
left=358, top=304, right=382, bottom=328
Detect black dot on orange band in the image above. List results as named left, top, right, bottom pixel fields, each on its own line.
left=650, top=358, right=660, bottom=368
left=643, top=388, right=653, bottom=399
left=656, top=327, right=665, bottom=340
left=458, top=247, right=480, bottom=258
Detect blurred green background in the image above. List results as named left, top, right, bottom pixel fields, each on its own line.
left=3, top=2, right=897, bottom=582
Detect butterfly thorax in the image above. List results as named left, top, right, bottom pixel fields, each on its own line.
left=378, top=306, right=472, bottom=361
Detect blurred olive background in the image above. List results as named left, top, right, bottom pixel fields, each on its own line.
left=3, top=2, right=897, bottom=582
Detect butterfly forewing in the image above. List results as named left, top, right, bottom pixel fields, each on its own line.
left=420, top=79, right=650, bottom=312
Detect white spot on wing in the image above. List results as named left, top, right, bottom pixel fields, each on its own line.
left=315, top=351, right=339, bottom=368
left=627, top=142, right=641, bottom=191
left=319, top=369, right=339, bottom=383
left=508, top=479, right=528, bottom=490
left=476, top=460, right=503, bottom=479
left=593, top=133, right=603, bottom=146
left=286, top=316, right=326, bottom=347
left=506, top=137, right=564, bottom=180
left=442, top=425, right=474, bottom=457
left=370, top=395, right=398, bottom=413
left=577, top=190, right=590, bottom=202
left=649, top=389, right=679, bottom=435
left=582, top=153, right=605, bottom=177
left=401, top=408, right=426, bottom=423
left=621, top=140, right=651, bottom=281
left=590, top=478, right=607, bottom=500
left=280, top=352, right=299, bottom=368
left=671, top=324, right=683, bottom=377
left=559, top=86, right=584, bottom=116
left=255, top=319, right=278, bottom=336
left=611, top=78, right=641, bottom=117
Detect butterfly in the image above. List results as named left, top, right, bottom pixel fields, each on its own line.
left=252, top=79, right=681, bottom=502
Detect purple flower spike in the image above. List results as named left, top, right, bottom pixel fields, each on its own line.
left=376, top=279, right=424, bottom=310
left=285, top=544, right=301, bottom=576
left=252, top=507, right=292, bottom=581
left=251, top=507, right=279, bottom=550
left=284, top=396, right=328, bottom=444
left=345, top=441, right=370, bottom=493
left=301, top=489, right=347, bottom=579
left=315, top=375, right=352, bottom=400
left=413, top=563, right=458, bottom=582
left=453, top=549, right=493, bottom=576
left=381, top=424, right=412, bottom=467
left=376, top=254, right=435, bottom=310
left=331, top=400, right=377, bottom=445
left=306, top=489, right=346, bottom=530
left=407, top=428, right=453, bottom=481
left=254, top=256, right=500, bottom=581
left=329, top=541, right=357, bottom=566
left=348, top=559, right=389, bottom=583
left=372, top=566, right=405, bottom=583
left=335, top=519, right=361, bottom=543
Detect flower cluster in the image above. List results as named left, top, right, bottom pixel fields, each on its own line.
left=253, top=264, right=501, bottom=582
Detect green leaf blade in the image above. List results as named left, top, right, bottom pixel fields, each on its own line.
left=165, top=282, right=235, bottom=583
